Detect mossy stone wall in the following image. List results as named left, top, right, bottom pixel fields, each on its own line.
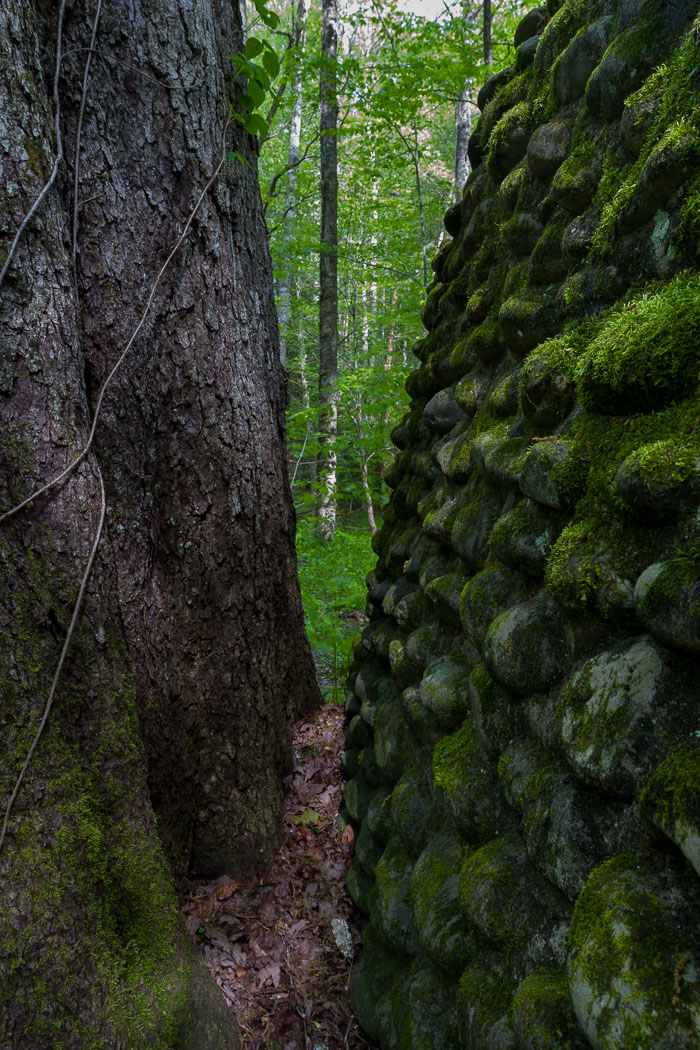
left=344, top=2, right=700, bottom=1047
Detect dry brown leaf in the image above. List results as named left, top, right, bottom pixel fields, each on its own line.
left=213, top=877, right=241, bottom=901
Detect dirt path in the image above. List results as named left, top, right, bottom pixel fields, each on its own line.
left=183, top=702, right=374, bottom=1050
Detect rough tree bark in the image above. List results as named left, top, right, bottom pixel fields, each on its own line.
left=0, top=0, right=319, bottom=1046
left=317, top=0, right=339, bottom=541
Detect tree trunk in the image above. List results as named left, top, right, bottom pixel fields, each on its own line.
left=454, top=80, right=473, bottom=197
left=317, top=0, right=339, bottom=541
left=277, top=0, right=307, bottom=366
left=411, top=119, right=429, bottom=289
left=0, top=0, right=319, bottom=1045
left=483, top=0, right=493, bottom=68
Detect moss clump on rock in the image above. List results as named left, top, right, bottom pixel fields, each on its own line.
left=576, top=271, right=700, bottom=412
left=511, top=967, right=589, bottom=1050
left=567, top=854, right=700, bottom=1049
left=640, top=742, right=700, bottom=876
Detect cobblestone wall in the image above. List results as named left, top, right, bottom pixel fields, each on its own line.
left=343, top=2, right=700, bottom=1047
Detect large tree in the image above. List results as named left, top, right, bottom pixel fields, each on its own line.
left=0, top=0, right=318, bottom=1046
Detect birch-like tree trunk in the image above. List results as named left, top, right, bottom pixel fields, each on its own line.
left=317, top=0, right=339, bottom=540
left=454, top=81, right=473, bottom=197
left=0, top=0, right=318, bottom=1044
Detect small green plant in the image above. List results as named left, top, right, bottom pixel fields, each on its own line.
left=229, top=0, right=280, bottom=144
left=296, top=521, right=373, bottom=701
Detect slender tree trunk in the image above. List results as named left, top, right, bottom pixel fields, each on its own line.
left=454, top=80, right=473, bottom=197
left=483, top=0, right=493, bottom=68
left=354, top=415, right=377, bottom=535
left=0, top=0, right=318, bottom=1044
left=277, top=0, right=307, bottom=366
left=317, top=0, right=339, bottom=541
left=411, top=119, right=429, bottom=289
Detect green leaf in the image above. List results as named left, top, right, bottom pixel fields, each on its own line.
left=246, top=76, right=266, bottom=108
left=253, top=0, right=280, bottom=29
left=230, top=53, right=254, bottom=77
left=244, top=37, right=264, bottom=59
left=293, top=808, right=320, bottom=826
left=262, top=47, right=280, bottom=79
left=254, top=63, right=271, bottom=90
left=244, top=112, right=269, bottom=138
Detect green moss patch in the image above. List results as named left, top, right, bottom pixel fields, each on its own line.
left=568, top=854, right=700, bottom=1049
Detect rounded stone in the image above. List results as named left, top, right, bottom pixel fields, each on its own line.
left=552, top=17, right=612, bottom=106
left=459, top=832, right=567, bottom=950
left=634, top=559, right=700, bottom=655
left=527, top=121, right=572, bottom=179
left=498, top=737, right=604, bottom=900
left=551, top=153, right=602, bottom=215
left=373, top=834, right=420, bottom=956
left=477, top=67, right=514, bottom=111
left=620, top=133, right=697, bottom=234
left=444, top=201, right=461, bottom=237
left=521, top=356, right=576, bottom=428
left=409, top=833, right=478, bottom=973
left=514, top=6, right=548, bottom=48
left=489, top=499, right=560, bottom=576
left=498, top=291, right=562, bottom=357
left=568, top=855, right=700, bottom=1050
left=520, top=439, right=577, bottom=510
left=503, top=211, right=545, bottom=256
left=375, top=696, right=416, bottom=784
left=451, top=489, right=502, bottom=570
left=491, top=115, right=533, bottom=179
left=346, top=858, right=377, bottom=917
left=511, top=968, right=591, bottom=1050
left=641, top=742, right=700, bottom=878
left=585, top=26, right=651, bottom=121
left=391, top=765, right=444, bottom=859
left=562, top=208, right=598, bottom=263
left=516, top=33, right=541, bottom=72
left=433, top=719, right=516, bottom=844
left=484, top=592, right=568, bottom=696
left=616, top=446, right=700, bottom=522
left=471, top=430, right=530, bottom=491
left=558, top=636, right=697, bottom=797
left=620, top=95, right=659, bottom=158
left=405, top=621, right=452, bottom=669
left=423, top=386, right=466, bottom=434
left=460, top=567, right=520, bottom=648
left=419, top=653, right=472, bottom=730
left=355, top=819, right=386, bottom=879
left=455, top=373, right=491, bottom=416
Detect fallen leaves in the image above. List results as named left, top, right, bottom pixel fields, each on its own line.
left=182, top=701, right=374, bottom=1050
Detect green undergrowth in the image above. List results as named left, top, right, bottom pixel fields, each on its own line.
left=296, top=520, right=374, bottom=700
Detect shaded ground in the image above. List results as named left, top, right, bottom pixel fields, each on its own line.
left=184, top=701, right=374, bottom=1049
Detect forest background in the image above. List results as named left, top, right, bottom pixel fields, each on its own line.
left=249, top=0, right=526, bottom=687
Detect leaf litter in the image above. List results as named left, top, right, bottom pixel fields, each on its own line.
left=183, top=701, right=376, bottom=1050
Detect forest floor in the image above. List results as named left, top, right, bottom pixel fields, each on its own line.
left=183, top=694, right=375, bottom=1050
